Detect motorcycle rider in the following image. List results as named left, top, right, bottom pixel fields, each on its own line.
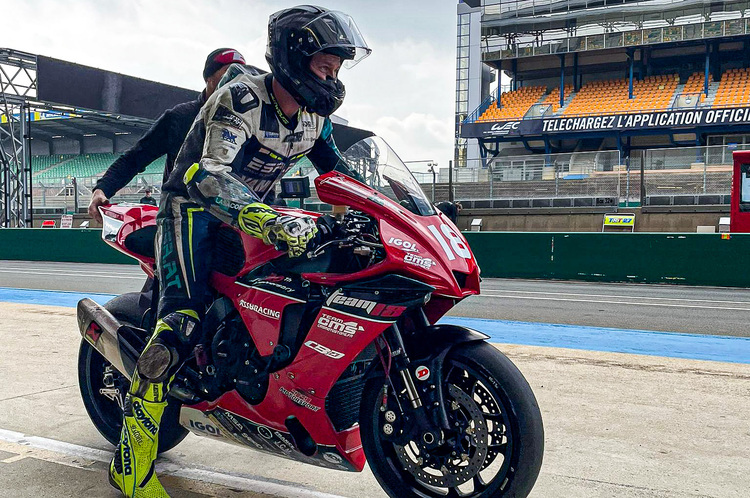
left=108, top=5, right=370, bottom=497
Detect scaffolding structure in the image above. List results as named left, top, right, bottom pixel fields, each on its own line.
left=0, top=49, right=35, bottom=227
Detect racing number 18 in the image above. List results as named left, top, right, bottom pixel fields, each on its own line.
left=427, top=224, right=471, bottom=261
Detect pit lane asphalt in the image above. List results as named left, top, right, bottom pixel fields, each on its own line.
left=0, top=261, right=748, bottom=497
left=2, top=260, right=750, bottom=337
left=0, top=301, right=747, bottom=498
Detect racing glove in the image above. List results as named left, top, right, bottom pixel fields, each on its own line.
left=237, top=203, right=318, bottom=258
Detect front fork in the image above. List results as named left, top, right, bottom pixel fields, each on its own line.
left=378, top=319, right=452, bottom=449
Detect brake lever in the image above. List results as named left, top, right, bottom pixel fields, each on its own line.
left=306, top=236, right=356, bottom=259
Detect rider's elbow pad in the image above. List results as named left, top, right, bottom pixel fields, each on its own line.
left=183, top=163, right=216, bottom=204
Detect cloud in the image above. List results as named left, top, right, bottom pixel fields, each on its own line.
left=2, top=0, right=459, bottom=168
left=335, top=37, right=456, bottom=167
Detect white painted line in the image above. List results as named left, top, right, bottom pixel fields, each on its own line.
left=477, top=293, right=750, bottom=311
left=0, top=265, right=140, bottom=274
left=483, top=289, right=750, bottom=305
left=0, top=269, right=144, bottom=279
left=0, top=428, right=350, bottom=498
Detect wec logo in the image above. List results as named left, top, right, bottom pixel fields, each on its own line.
left=489, top=121, right=520, bottom=135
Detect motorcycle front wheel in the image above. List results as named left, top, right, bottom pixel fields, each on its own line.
left=360, top=341, right=544, bottom=498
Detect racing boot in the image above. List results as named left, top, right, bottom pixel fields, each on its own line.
left=109, top=310, right=200, bottom=497
left=109, top=394, right=168, bottom=497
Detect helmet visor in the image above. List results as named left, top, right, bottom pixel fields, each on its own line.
left=301, top=11, right=371, bottom=68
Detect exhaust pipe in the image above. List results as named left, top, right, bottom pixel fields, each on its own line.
left=77, top=298, right=139, bottom=380
left=77, top=298, right=199, bottom=405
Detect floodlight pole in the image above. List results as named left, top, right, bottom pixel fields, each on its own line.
left=429, top=162, right=436, bottom=202
left=448, top=160, right=454, bottom=202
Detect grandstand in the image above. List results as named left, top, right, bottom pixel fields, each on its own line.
left=0, top=48, right=198, bottom=225
left=31, top=153, right=166, bottom=180
left=459, top=0, right=750, bottom=217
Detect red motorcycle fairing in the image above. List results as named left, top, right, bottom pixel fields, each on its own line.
left=222, top=278, right=305, bottom=357
left=99, top=203, right=159, bottom=278
left=308, top=172, right=480, bottom=298
left=96, top=173, right=481, bottom=473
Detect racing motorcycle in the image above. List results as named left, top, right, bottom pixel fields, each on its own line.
left=77, top=136, right=544, bottom=497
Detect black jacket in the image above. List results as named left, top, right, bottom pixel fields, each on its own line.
left=94, top=92, right=205, bottom=198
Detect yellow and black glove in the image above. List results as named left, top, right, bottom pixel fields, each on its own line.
left=237, top=203, right=317, bottom=258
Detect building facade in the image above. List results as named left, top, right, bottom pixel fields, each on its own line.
left=455, top=0, right=494, bottom=169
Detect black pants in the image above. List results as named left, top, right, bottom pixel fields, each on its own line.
left=155, top=194, right=221, bottom=320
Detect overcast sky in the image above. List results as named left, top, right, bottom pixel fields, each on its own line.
left=2, top=0, right=459, bottom=170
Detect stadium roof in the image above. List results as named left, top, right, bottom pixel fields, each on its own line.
left=27, top=113, right=152, bottom=145
left=3, top=48, right=371, bottom=152
left=482, top=0, right=732, bottom=32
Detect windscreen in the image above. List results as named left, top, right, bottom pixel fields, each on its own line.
left=342, top=136, right=436, bottom=216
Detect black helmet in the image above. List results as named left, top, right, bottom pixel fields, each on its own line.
left=266, top=5, right=371, bottom=116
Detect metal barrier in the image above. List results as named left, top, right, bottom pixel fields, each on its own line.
left=32, top=173, right=163, bottom=211
left=635, top=145, right=747, bottom=203
left=27, top=145, right=747, bottom=210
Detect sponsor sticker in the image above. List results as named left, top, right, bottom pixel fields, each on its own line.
left=239, top=299, right=280, bottom=319
left=404, top=253, right=436, bottom=270
left=132, top=400, right=158, bottom=436
left=317, top=313, right=363, bottom=338
left=415, top=366, right=430, bottom=381
left=84, top=322, right=102, bottom=344
left=279, top=386, right=321, bottom=412
left=304, top=340, right=345, bottom=359
left=229, top=82, right=259, bottom=113
left=258, top=426, right=273, bottom=440
left=121, top=432, right=132, bottom=475
left=188, top=419, right=223, bottom=437
left=221, top=128, right=238, bottom=144
left=283, top=131, right=304, bottom=143
left=212, top=104, right=243, bottom=128
left=262, top=280, right=296, bottom=293
left=387, top=236, right=419, bottom=252
left=325, top=289, right=406, bottom=318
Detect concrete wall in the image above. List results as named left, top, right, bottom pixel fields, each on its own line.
left=458, top=207, right=729, bottom=233
left=1, top=228, right=748, bottom=287
left=463, top=231, right=750, bottom=287
left=0, top=229, right=134, bottom=264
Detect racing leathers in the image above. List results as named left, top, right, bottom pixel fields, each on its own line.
left=109, top=69, right=353, bottom=497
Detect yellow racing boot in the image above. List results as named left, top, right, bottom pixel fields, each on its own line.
left=109, top=394, right=169, bottom=497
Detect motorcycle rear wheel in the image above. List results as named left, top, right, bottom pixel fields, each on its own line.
left=77, top=293, right=187, bottom=452
left=360, top=341, right=544, bottom=498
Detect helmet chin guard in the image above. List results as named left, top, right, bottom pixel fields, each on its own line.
left=266, top=5, right=370, bottom=116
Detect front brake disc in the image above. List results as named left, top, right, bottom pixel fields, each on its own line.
left=394, top=384, right=489, bottom=488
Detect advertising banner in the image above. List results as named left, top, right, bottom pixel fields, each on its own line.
left=602, top=213, right=635, bottom=232
left=462, top=107, right=750, bottom=139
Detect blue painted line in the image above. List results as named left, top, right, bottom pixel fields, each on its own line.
left=438, top=316, right=750, bottom=365
left=0, top=287, right=115, bottom=308
left=0, top=287, right=747, bottom=364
